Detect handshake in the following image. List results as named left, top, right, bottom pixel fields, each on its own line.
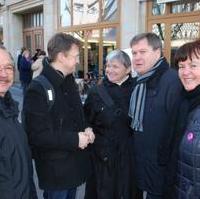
left=78, top=127, right=95, bottom=149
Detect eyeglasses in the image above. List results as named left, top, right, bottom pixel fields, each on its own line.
left=0, top=64, right=14, bottom=74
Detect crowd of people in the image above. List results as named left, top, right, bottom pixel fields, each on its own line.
left=0, top=31, right=200, bottom=199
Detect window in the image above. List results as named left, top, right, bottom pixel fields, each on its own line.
left=58, top=0, right=119, bottom=77
left=171, top=0, right=200, bottom=13
left=102, top=0, right=117, bottom=21
left=170, top=22, right=200, bottom=66
left=60, top=0, right=71, bottom=27
left=59, top=0, right=118, bottom=27
left=147, top=0, right=200, bottom=64
left=151, top=0, right=200, bottom=16
left=25, top=35, right=32, bottom=50
left=152, top=0, right=166, bottom=16
left=103, top=27, right=117, bottom=70
left=35, top=33, right=42, bottom=49
left=23, top=12, right=43, bottom=28
left=152, top=23, right=165, bottom=41
left=73, top=0, right=99, bottom=25
left=73, top=31, right=85, bottom=77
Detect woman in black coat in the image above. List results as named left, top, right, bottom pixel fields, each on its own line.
left=84, top=50, right=138, bottom=199
left=173, top=40, right=200, bottom=199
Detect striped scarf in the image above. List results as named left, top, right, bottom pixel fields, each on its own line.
left=129, top=57, right=164, bottom=132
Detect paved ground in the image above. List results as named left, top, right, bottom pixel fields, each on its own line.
left=9, top=83, right=85, bottom=199
left=9, top=83, right=23, bottom=121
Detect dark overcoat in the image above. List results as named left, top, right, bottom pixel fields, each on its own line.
left=19, top=56, right=32, bottom=84
left=23, top=63, right=91, bottom=190
left=133, top=60, right=183, bottom=195
left=175, top=103, right=200, bottom=199
left=0, top=92, right=37, bottom=199
left=84, top=76, right=138, bottom=199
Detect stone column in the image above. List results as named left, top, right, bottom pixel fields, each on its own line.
left=43, top=0, right=57, bottom=52
left=120, top=0, right=146, bottom=49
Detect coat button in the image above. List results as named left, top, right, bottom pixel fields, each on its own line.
left=103, top=156, right=108, bottom=162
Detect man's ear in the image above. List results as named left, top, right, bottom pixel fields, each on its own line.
left=155, top=48, right=162, bottom=59
left=56, top=52, right=65, bottom=63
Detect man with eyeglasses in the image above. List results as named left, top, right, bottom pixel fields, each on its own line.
left=129, top=33, right=183, bottom=199
left=0, top=46, right=37, bottom=199
left=23, top=33, right=94, bottom=199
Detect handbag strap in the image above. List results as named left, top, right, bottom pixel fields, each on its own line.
left=96, top=84, right=114, bottom=107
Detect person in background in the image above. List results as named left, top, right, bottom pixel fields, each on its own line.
left=32, top=48, right=41, bottom=62
left=17, top=47, right=26, bottom=70
left=0, top=45, right=37, bottom=199
left=17, top=47, right=27, bottom=86
left=173, top=40, right=200, bottom=199
left=31, top=50, right=46, bottom=78
left=19, top=49, right=32, bottom=93
left=129, top=32, right=183, bottom=199
left=84, top=49, right=138, bottom=199
left=23, top=33, right=95, bottom=199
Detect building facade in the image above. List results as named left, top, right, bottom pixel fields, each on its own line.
left=0, top=0, right=199, bottom=78
left=146, top=0, right=200, bottom=66
left=0, top=0, right=145, bottom=78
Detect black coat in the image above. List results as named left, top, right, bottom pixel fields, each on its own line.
left=84, top=76, right=138, bottom=199
left=19, top=56, right=32, bottom=84
left=172, top=88, right=200, bottom=199
left=23, top=63, right=91, bottom=190
left=175, top=105, right=200, bottom=199
left=133, top=60, right=183, bottom=195
left=162, top=96, right=188, bottom=199
left=0, top=92, right=37, bottom=199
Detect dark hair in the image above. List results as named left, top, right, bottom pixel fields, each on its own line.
left=106, top=49, right=131, bottom=69
left=21, top=47, right=27, bottom=54
left=38, top=50, right=46, bottom=56
left=47, top=33, right=80, bottom=62
left=174, top=40, right=200, bottom=66
left=130, top=32, right=162, bottom=52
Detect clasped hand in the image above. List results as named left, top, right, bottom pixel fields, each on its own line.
left=78, top=127, right=95, bottom=149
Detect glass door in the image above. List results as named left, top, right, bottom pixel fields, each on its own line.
left=34, top=29, right=44, bottom=50
left=170, top=22, right=200, bottom=66
left=86, top=29, right=100, bottom=78
left=147, top=0, right=200, bottom=66
left=23, top=31, right=32, bottom=52
left=23, top=29, right=44, bottom=55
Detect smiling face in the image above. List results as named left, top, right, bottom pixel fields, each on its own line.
left=105, top=59, right=131, bottom=84
left=0, top=49, right=14, bottom=97
left=131, top=38, right=161, bottom=75
left=178, top=56, right=200, bottom=91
